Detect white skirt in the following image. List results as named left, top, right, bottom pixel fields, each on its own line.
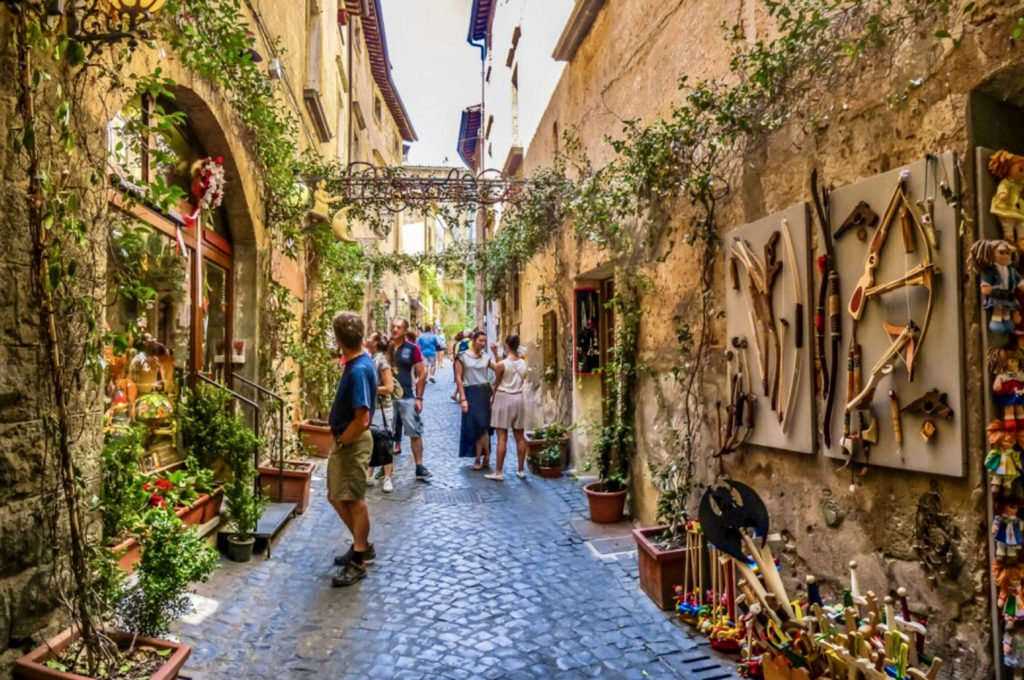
left=490, top=390, right=526, bottom=430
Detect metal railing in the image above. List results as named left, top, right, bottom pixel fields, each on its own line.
left=196, top=373, right=262, bottom=495
left=232, top=372, right=286, bottom=501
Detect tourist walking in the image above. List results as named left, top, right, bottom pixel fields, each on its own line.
left=455, top=330, right=493, bottom=468
left=326, top=312, right=377, bottom=587
left=436, top=326, right=447, bottom=369
left=388, top=317, right=431, bottom=479
left=417, top=325, right=442, bottom=384
left=365, top=332, right=396, bottom=493
left=487, top=335, right=529, bottom=481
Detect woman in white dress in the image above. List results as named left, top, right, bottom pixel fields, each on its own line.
left=486, top=335, right=528, bottom=481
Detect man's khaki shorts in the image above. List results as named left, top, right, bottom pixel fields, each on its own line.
left=327, top=430, right=373, bottom=502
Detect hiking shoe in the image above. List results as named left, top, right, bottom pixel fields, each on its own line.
left=334, top=544, right=376, bottom=566
left=415, top=465, right=432, bottom=480
left=331, top=562, right=367, bottom=587
left=365, top=476, right=376, bottom=487
left=382, top=477, right=394, bottom=493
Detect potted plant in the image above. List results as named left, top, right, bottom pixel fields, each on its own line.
left=100, top=426, right=150, bottom=574
left=525, top=423, right=571, bottom=472
left=633, top=524, right=694, bottom=610
left=223, top=416, right=266, bottom=562
left=582, top=429, right=628, bottom=524
left=528, top=444, right=564, bottom=478
left=223, top=474, right=267, bottom=562
left=17, top=508, right=219, bottom=680
left=258, top=458, right=316, bottom=514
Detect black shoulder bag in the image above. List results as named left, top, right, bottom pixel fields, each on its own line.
left=369, top=396, right=394, bottom=468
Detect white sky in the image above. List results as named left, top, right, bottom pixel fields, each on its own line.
left=381, top=0, right=482, bottom=167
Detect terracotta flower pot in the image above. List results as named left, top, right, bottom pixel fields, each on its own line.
left=538, top=465, right=562, bottom=479
left=633, top=526, right=692, bottom=610
left=297, top=421, right=333, bottom=458
left=524, top=432, right=570, bottom=468
left=583, top=481, right=627, bottom=524
left=258, top=461, right=315, bottom=514
left=109, top=536, right=141, bottom=574
left=14, top=626, right=190, bottom=680
left=202, top=486, right=224, bottom=524
left=174, top=493, right=208, bottom=526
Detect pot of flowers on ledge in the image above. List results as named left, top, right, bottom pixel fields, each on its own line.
left=525, top=423, right=570, bottom=474
left=296, top=420, right=333, bottom=458
left=258, top=458, right=316, bottom=514
left=16, top=507, right=218, bottom=680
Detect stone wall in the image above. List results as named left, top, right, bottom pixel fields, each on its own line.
left=511, top=1, right=1024, bottom=676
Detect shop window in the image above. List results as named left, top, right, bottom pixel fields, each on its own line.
left=105, top=100, right=235, bottom=472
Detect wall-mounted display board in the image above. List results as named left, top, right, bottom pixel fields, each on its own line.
left=573, top=287, right=600, bottom=376
left=822, top=152, right=965, bottom=476
left=724, top=203, right=815, bottom=454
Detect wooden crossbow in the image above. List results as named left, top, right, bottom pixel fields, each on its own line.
left=847, top=177, right=938, bottom=385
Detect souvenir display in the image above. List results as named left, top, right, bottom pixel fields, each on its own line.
left=989, top=151, right=1024, bottom=253
left=970, top=239, right=1024, bottom=337
left=820, top=154, right=964, bottom=477
left=573, top=287, right=600, bottom=376
left=724, top=203, right=814, bottom=454
left=694, top=481, right=944, bottom=680
left=1004, top=622, right=1024, bottom=680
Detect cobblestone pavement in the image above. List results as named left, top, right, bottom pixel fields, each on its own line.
left=177, top=370, right=735, bottom=680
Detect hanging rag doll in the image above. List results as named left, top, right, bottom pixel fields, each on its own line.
left=995, top=501, right=1024, bottom=563
left=1006, top=620, right=1024, bottom=680
left=990, top=347, right=1024, bottom=430
left=988, top=419, right=1024, bottom=495
left=998, top=562, right=1024, bottom=621
left=972, top=239, right=1024, bottom=337
left=990, top=150, right=1024, bottom=253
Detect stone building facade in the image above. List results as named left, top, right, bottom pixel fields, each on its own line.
left=0, top=0, right=413, bottom=673
left=485, top=1, right=1024, bottom=677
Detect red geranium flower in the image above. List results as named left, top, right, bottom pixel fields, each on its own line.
left=141, top=482, right=151, bottom=491
left=150, top=494, right=166, bottom=508
left=155, top=478, right=173, bottom=491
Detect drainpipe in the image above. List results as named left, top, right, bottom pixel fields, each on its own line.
left=347, top=11, right=354, bottom=166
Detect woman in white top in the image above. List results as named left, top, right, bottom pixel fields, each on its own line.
left=486, top=335, right=528, bottom=481
left=455, top=330, right=494, bottom=467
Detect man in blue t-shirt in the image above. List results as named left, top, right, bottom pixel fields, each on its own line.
left=327, top=311, right=377, bottom=587
left=390, top=317, right=430, bottom=479
left=417, top=326, right=442, bottom=383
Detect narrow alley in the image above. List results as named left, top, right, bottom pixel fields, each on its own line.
left=176, top=370, right=733, bottom=680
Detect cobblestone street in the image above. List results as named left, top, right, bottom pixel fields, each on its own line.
left=177, top=370, right=735, bottom=680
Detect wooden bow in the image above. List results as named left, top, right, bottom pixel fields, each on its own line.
left=846, top=178, right=937, bottom=382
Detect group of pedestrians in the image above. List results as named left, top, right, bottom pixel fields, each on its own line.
left=454, top=331, right=529, bottom=481
left=325, top=311, right=532, bottom=587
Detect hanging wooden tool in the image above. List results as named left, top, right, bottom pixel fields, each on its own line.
left=811, top=170, right=840, bottom=449
left=847, top=322, right=919, bottom=410
left=780, top=218, right=804, bottom=433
